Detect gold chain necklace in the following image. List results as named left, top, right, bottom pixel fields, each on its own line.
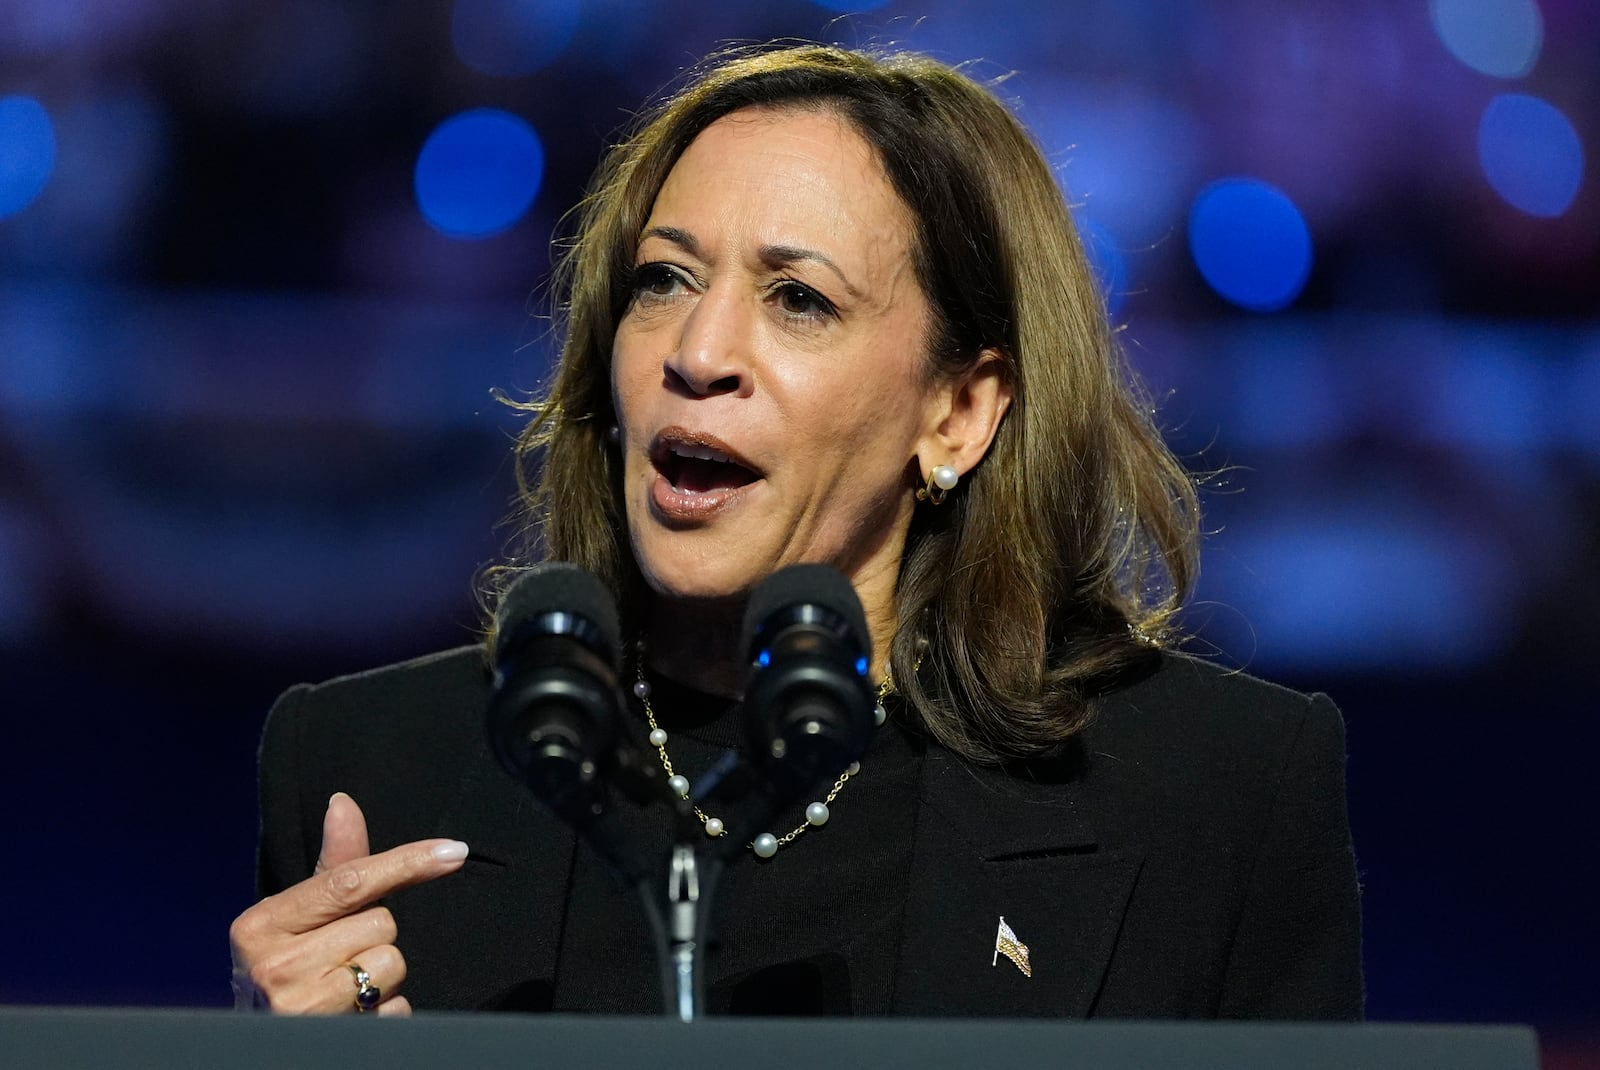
left=631, top=645, right=892, bottom=859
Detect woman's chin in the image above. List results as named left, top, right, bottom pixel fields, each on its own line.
left=634, top=548, right=767, bottom=607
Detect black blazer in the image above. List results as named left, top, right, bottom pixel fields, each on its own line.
left=256, top=646, right=1363, bottom=1018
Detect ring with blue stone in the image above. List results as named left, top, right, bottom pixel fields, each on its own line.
left=345, top=962, right=381, bottom=1012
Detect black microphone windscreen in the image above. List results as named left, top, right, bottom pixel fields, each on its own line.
left=494, top=562, right=621, bottom=663
left=741, top=563, right=870, bottom=656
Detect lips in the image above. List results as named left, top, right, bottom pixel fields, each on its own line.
left=647, top=427, right=763, bottom=521
left=650, top=429, right=762, bottom=492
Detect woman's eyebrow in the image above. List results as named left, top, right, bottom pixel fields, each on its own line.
left=639, top=225, right=700, bottom=256
left=760, top=243, right=861, bottom=299
left=640, top=226, right=862, bottom=298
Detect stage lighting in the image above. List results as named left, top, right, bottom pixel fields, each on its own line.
left=413, top=108, right=545, bottom=239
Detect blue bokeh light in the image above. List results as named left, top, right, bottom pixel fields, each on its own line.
left=0, top=95, right=58, bottom=220
left=1188, top=178, right=1313, bottom=313
left=1477, top=93, right=1584, bottom=218
left=1430, top=0, right=1543, bottom=78
left=451, top=0, right=581, bottom=78
left=413, top=108, right=544, bottom=239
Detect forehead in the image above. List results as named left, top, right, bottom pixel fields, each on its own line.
left=647, top=106, right=914, bottom=263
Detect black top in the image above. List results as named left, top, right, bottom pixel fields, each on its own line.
left=256, top=645, right=1363, bottom=1018
left=551, top=670, right=922, bottom=1015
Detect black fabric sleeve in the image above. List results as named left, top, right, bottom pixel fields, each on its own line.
left=255, top=683, right=317, bottom=900
left=1217, top=693, right=1365, bottom=1019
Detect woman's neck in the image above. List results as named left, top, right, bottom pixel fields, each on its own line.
left=642, top=570, right=898, bottom=697
left=642, top=596, right=748, bottom=698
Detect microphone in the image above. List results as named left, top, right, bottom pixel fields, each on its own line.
left=739, top=564, right=877, bottom=805
left=486, top=563, right=624, bottom=823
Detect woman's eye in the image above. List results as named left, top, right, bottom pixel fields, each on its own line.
left=774, top=281, right=835, bottom=319
left=632, top=263, right=689, bottom=298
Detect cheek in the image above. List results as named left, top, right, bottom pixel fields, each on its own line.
left=794, top=396, right=924, bottom=522
left=788, top=356, right=926, bottom=463
left=610, top=335, right=652, bottom=431
left=609, top=342, right=653, bottom=498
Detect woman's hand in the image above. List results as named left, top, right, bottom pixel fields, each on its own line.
left=229, top=792, right=468, bottom=1015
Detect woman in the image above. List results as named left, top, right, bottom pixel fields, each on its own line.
left=231, top=44, right=1362, bottom=1018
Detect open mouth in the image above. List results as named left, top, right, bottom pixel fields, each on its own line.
left=651, top=431, right=762, bottom=493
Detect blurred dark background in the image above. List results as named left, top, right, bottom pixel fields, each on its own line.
left=1, top=0, right=1595, bottom=1063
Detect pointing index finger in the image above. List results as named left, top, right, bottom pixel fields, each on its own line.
left=266, top=839, right=469, bottom=935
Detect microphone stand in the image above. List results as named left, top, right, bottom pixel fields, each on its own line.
left=502, top=730, right=723, bottom=1021
left=633, top=749, right=762, bottom=1022
left=509, top=721, right=759, bottom=1023
left=635, top=800, right=725, bottom=1022
left=500, top=684, right=864, bottom=1021
left=632, top=708, right=867, bottom=1020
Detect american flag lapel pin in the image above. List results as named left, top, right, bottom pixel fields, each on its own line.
left=993, top=915, right=1032, bottom=977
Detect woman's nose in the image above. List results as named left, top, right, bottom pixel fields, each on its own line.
left=664, top=288, right=752, bottom=397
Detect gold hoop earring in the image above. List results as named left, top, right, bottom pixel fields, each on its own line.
left=916, top=464, right=959, bottom=505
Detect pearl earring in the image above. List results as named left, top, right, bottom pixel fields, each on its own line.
left=605, top=425, right=620, bottom=444
left=916, top=464, right=959, bottom=505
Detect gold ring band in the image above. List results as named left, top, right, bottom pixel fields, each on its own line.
left=345, top=962, right=382, bottom=1012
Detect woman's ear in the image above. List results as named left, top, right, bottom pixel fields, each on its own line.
left=916, top=348, right=1014, bottom=480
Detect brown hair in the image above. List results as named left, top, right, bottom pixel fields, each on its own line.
left=487, top=43, right=1199, bottom=763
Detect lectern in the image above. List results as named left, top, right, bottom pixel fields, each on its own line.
left=0, top=1008, right=1539, bottom=1070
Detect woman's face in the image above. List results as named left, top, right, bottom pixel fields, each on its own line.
left=612, top=106, right=942, bottom=609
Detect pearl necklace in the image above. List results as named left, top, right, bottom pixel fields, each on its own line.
left=631, top=648, right=891, bottom=859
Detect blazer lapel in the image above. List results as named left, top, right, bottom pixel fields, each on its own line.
left=891, top=745, right=1143, bottom=1017
left=394, top=724, right=577, bottom=1011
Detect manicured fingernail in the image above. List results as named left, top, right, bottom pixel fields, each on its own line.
left=432, top=840, right=469, bottom=862
left=328, top=791, right=350, bottom=807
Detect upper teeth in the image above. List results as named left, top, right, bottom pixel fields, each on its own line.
left=671, top=443, right=731, bottom=463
